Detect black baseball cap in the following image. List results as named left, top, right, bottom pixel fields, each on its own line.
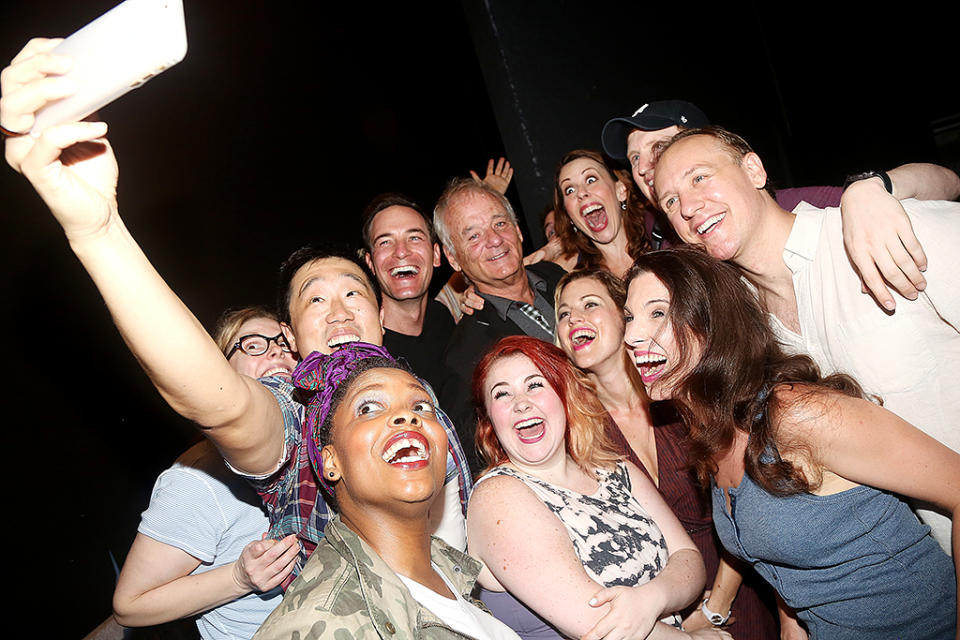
left=601, top=100, right=710, bottom=161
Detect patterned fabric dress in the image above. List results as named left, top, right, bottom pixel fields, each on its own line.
left=610, top=415, right=778, bottom=639
left=479, top=462, right=683, bottom=629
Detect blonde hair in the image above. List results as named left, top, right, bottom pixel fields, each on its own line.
left=213, top=305, right=280, bottom=356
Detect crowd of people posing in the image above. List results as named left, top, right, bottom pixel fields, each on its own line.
left=4, top=38, right=960, bottom=640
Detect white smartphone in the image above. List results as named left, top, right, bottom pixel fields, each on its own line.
left=31, top=0, right=188, bottom=136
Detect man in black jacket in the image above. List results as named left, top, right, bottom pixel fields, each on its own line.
left=434, top=178, right=566, bottom=472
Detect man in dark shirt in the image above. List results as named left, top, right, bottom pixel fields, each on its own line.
left=433, top=178, right=566, bottom=471
left=361, top=194, right=456, bottom=396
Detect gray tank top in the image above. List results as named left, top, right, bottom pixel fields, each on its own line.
left=713, top=470, right=955, bottom=639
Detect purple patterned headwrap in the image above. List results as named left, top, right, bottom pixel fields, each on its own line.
left=291, top=341, right=397, bottom=495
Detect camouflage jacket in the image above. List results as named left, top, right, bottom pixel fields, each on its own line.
left=254, top=515, right=487, bottom=639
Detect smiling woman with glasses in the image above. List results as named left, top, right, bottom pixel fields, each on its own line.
left=215, top=306, right=299, bottom=380
left=226, top=332, right=291, bottom=359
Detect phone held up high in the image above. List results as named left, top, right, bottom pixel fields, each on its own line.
left=31, top=0, right=188, bottom=137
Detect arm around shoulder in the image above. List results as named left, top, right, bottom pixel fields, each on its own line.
left=887, top=163, right=960, bottom=201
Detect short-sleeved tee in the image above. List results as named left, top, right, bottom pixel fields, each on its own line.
left=139, top=446, right=283, bottom=640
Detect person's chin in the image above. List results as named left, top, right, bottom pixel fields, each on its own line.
left=392, top=286, right=429, bottom=301
left=486, top=256, right=522, bottom=278
left=391, top=475, right=443, bottom=506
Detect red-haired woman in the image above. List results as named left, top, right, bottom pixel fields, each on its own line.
left=466, top=336, right=731, bottom=640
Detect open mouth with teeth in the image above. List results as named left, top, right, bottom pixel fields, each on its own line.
left=389, top=265, right=420, bottom=280
left=261, top=366, right=292, bottom=378
left=514, top=417, right=546, bottom=444
left=569, top=327, right=597, bottom=351
left=579, top=203, right=608, bottom=233
left=697, top=213, right=725, bottom=235
left=328, top=333, right=361, bottom=350
left=487, top=249, right=511, bottom=263
left=381, top=431, right=430, bottom=469
left=634, top=351, right=668, bottom=384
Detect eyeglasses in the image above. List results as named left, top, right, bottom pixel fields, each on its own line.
left=226, top=333, right=292, bottom=359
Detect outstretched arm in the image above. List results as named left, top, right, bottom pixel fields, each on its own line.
left=1, top=39, right=284, bottom=474
left=840, top=163, right=960, bottom=310
left=113, top=533, right=299, bottom=627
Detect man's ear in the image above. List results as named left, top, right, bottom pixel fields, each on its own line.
left=443, top=244, right=462, bottom=272
left=432, top=243, right=442, bottom=268
left=742, top=152, right=768, bottom=190
left=364, top=250, right=375, bottom=273
left=280, top=322, right=298, bottom=355
left=321, top=445, right=341, bottom=484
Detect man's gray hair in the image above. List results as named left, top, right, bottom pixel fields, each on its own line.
left=433, top=177, right=519, bottom=258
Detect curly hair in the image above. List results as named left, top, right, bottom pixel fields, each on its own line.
left=552, top=149, right=652, bottom=272
left=625, top=247, right=868, bottom=495
left=471, top=335, right=622, bottom=477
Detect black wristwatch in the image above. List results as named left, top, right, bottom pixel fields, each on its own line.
left=842, top=170, right=893, bottom=194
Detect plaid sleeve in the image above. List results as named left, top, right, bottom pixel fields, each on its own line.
left=231, top=376, right=329, bottom=583
left=422, top=378, right=473, bottom=516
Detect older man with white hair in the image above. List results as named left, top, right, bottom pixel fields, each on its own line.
left=434, top=178, right=566, bottom=472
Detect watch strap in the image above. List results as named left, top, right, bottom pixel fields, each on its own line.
left=842, top=170, right=893, bottom=194
left=701, top=597, right=731, bottom=626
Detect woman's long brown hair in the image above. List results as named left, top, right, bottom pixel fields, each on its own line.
left=626, top=247, right=867, bottom=495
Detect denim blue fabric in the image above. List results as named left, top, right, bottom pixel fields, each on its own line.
left=713, top=474, right=955, bottom=639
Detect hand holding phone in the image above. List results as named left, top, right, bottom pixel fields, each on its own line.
left=31, top=0, right=188, bottom=136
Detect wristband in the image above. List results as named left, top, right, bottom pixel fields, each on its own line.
left=842, top=170, right=893, bottom=194
left=701, top=598, right=731, bottom=626
left=0, top=124, right=29, bottom=138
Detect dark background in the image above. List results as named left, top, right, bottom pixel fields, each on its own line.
left=1, top=0, right=957, bottom=634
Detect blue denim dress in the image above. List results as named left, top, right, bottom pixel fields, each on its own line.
left=712, top=474, right=955, bottom=639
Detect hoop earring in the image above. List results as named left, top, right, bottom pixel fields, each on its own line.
left=620, top=200, right=627, bottom=210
